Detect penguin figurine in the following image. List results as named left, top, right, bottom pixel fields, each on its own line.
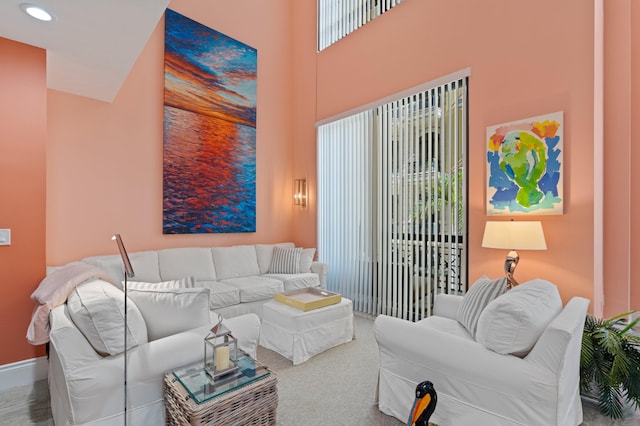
left=408, top=381, right=437, bottom=426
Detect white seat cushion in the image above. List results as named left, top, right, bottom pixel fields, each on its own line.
left=263, top=273, right=320, bottom=291
left=221, top=276, right=284, bottom=302
left=198, top=280, right=241, bottom=309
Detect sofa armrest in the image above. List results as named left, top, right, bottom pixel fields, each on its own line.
left=310, top=261, right=329, bottom=288
left=433, top=293, right=462, bottom=319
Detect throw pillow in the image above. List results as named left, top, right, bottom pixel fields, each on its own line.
left=127, top=287, right=211, bottom=341
left=475, top=278, right=563, bottom=357
left=66, top=279, right=148, bottom=356
left=255, top=243, right=295, bottom=274
left=126, top=276, right=195, bottom=290
left=456, top=276, right=508, bottom=338
left=270, top=247, right=303, bottom=274
left=299, top=248, right=316, bottom=273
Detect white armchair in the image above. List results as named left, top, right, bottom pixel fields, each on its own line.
left=374, top=288, right=589, bottom=426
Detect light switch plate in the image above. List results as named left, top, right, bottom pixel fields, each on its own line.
left=0, top=229, right=10, bottom=246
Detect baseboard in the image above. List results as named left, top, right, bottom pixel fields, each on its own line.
left=0, top=356, right=48, bottom=391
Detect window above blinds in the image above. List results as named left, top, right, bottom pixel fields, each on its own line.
left=318, top=0, right=405, bottom=51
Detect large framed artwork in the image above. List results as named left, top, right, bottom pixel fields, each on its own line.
left=163, top=9, right=257, bottom=234
left=486, top=111, right=563, bottom=215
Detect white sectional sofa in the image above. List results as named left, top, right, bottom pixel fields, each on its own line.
left=43, top=242, right=326, bottom=425
left=80, top=242, right=327, bottom=319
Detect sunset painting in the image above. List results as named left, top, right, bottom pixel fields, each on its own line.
left=486, top=111, right=563, bottom=215
left=163, top=9, right=257, bottom=234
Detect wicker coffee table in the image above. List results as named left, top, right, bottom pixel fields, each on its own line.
left=163, top=355, right=278, bottom=425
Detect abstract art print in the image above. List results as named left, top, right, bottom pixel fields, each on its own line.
left=163, top=9, right=257, bottom=234
left=486, top=111, right=563, bottom=215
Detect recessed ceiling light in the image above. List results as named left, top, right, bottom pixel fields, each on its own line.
left=20, top=3, right=54, bottom=22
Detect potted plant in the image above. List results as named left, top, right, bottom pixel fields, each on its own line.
left=580, top=311, right=640, bottom=419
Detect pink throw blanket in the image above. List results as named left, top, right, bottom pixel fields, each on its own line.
left=26, top=261, right=117, bottom=345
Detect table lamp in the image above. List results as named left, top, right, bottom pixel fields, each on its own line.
left=481, top=221, right=547, bottom=288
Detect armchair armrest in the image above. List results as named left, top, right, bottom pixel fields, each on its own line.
left=526, top=297, right=590, bottom=373
left=433, top=293, right=462, bottom=319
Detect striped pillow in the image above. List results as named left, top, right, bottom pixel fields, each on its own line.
left=269, top=247, right=302, bottom=274
left=456, top=276, right=508, bottom=338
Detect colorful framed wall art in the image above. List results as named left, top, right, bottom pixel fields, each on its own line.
left=486, top=111, right=563, bottom=215
left=163, top=9, right=257, bottom=234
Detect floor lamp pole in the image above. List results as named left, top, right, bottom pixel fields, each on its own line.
left=124, top=272, right=128, bottom=426
left=112, top=234, right=134, bottom=426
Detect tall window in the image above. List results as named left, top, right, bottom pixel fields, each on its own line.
left=318, top=0, right=405, bottom=51
left=318, top=72, right=468, bottom=320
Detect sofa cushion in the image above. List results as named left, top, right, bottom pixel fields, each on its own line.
left=222, top=276, right=284, bottom=303
left=456, top=276, right=508, bottom=338
left=67, top=279, right=148, bottom=356
left=128, top=251, right=162, bottom=282
left=418, top=315, right=473, bottom=341
left=127, top=276, right=195, bottom=290
left=158, top=247, right=217, bottom=281
left=198, top=281, right=241, bottom=309
left=127, top=287, right=212, bottom=341
left=263, top=273, right=320, bottom=292
left=81, top=255, right=127, bottom=287
left=269, top=247, right=302, bottom=273
left=476, top=279, right=563, bottom=357
left=255, top=242, right=295, bottom=274
left=212, top=245, right=260, bottom=280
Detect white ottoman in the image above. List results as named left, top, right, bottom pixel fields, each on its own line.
left=260, top=298, right=354, bottom=365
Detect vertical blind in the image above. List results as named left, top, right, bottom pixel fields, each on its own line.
left=318, top=76, right=468, bottom=320
left=318, top=0, right=405, bottom=51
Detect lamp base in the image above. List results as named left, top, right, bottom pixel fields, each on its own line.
left=504, top=250, right=520, bottom=289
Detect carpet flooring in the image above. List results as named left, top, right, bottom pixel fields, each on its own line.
left=1, top=315, right=638, bottom=425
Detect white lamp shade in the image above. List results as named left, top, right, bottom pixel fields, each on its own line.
left=482, top=221, right=547, bottom=250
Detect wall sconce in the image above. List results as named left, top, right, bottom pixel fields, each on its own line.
left=481, top=220, right=547, bottom=289
left=294, top=179, right=307, bottom=207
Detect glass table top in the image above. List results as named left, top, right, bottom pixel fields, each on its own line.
left=171, top=354, right=270, bottom=404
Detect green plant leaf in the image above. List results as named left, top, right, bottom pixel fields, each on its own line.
left=581, top=311, right=640, bottom=419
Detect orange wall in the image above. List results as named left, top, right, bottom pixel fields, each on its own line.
left=632, top=2, right=640, bottom=316
left=309, top=0, right=596, bottom=305
left=603, top=0, right=640, bottom=317
left=0, top=38, right=47, bottom=365
left=47, top=0, right=296, bottom=265
left=3, top=0, right=637, bottom=367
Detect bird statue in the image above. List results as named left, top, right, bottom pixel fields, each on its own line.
left=408, top=381, right=437, bottom=426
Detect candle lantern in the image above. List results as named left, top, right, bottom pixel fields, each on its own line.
left=204, top=316, right=238, bottom=379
